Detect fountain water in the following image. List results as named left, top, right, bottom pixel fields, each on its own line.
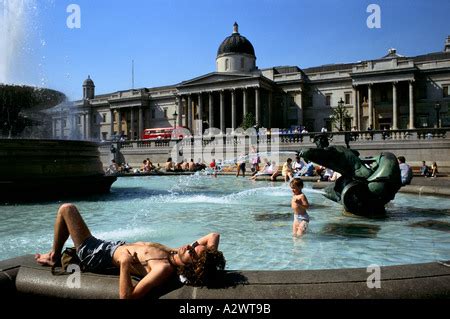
left=0, top=0, right=37, bottom=84
left=0, top=2, right=116, bottom=203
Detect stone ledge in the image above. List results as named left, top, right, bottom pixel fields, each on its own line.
left=1, top=255, right=449, bottom=299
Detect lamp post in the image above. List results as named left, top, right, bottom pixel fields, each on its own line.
left=434, top=102, right=441, bottom=128
left=173, top=110, right=178, bottom=128
left=337, top=97, right=345, bottom=131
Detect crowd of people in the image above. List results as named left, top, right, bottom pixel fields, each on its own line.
left=249, top=155, right=340, bottom=183
left=164, top=158, right=207, bottom=173
left=105, top=158, right=161, bottom=175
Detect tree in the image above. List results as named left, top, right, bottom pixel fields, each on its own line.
left=240, top=112, right=256, bottom=130
left=330, top=100, right=351, bottom=131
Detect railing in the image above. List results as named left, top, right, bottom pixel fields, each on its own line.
left=98, top=128, right=450, bottom=152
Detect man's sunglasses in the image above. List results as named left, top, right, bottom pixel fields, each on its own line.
left=188, top=241, right=200, bottom=259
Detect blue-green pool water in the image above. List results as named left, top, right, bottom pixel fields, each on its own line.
left=1, top=175, right=449, bottom=270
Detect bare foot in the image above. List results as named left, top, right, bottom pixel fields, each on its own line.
left=35, top=251, right=57, bottom=267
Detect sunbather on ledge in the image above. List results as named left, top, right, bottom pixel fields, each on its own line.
left=35, top=203, right=226, bottom=299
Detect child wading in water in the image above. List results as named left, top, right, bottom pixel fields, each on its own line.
left=290, top=178, right=310, bottom=237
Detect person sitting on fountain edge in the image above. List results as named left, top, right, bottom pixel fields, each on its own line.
left=290, top=178, right=310, bottom=237
left=35, top=203, right=226, bottom=299
left=397, top=156, right=413, bottom=186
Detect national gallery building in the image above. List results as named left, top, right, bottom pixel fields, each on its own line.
left=50, top=23, right=450, bottom=141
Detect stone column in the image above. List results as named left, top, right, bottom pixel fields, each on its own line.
left=86, top=113, right=92, bottom=140
left=198, top=93, right=203, bottom=134
left=368, top=84, right=373, bottom=129
left=110, top=109, right=114, bottom=139
left=392, top=82, right=398, bottom=130
left=130, top=107, right=135, bottom=139
left=243, top=88, right=248, bottom=118
left=177, top=96, right=183, bottom=127
left=352, top=86, right=358, bottom=129
left=184, top=97, right=189, bottom=128
left=255, top=88, right=260, bottom=126
left=295, top=90, right=302, bottom=127
left=59, top=117, right=63, bottom=138
left=138, top=106, right=144, bottom=139
left=220, top=90, right=225, bottom=133
left=409, top=81, right=415, bottom=129
left=83, top=113, right=87, bottom=139
left=209, top=92, right=214, bottom=129
left=268, top=91, right=273, bottom=128
left=231, top=89, right=236, bottom=130
left=356, top=90, right=361, bottom=130
left=118, top=110, right=123, bottom=137
left=187, top=95, right=192, bottom=131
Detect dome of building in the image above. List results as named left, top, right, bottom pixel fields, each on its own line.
left=217, top=22, right=255, bottom=57
left=216, top=23, right=257, bottom=73
left=83, top=75, right=95, bottom=86
left=82, top=75, right=95, bottom=100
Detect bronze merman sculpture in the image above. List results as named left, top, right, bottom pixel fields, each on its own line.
left=300, top=135, right=402, bottom=216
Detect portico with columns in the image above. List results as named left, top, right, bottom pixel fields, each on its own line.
left=351, top=55, right=417, bottom=130
left=176, top=73, right=276, bottom=133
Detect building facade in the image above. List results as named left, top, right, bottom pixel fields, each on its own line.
left=50, top=24, right=450, bottom=140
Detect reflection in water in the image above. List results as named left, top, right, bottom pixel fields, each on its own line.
left=386, top=205, right=450, bottom=220
left=321, top=223, right=381, bottom=238
left=408, top=220, right=450, bottom=233
left=254, top=213, right=291, bottom=221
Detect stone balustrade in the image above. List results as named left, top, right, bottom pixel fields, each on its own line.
left=100, top=128, right=450, bottom=151
left=99, top=128, right=450, bottom=171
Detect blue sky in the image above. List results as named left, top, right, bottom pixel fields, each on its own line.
left=9, top=0, right=450, bottom=100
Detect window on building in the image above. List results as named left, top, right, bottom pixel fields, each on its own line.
left=225, top=59, right=229, bottom=71
left=102, top=132, right=108, bottom=141
left=151, top=109, right=156, bottom=119
left=77, top=116, right=81, bottom=125
left=164, top=108, right=168, bottom=118
left=102, top=113, right=107, bottom=123
left=63, top=120, right=67, bottom=128
left=444, top=85, right=449, bottom=97
left=325, top=94, right=332, bottom=106
left=345, top=93, right=351, bottom=105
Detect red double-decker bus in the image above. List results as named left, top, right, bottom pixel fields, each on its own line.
left=142, top=127, right=190, bottom=140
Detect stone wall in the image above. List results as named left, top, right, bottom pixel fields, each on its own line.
left=99, top=129, right=450, bottom=173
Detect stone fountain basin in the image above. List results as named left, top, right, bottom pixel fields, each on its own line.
left=0, top=139, right=116, bottom=201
